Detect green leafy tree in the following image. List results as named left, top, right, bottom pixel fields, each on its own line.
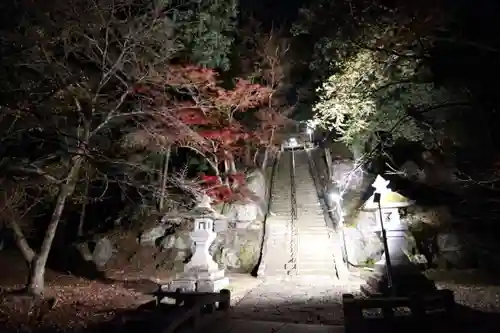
left=165, top=0, right=239, bottom=70
left=292, top=0, right=474, bottom=151
left=313, top=48, right=466, bottom=148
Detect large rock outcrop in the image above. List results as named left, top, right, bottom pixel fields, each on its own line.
left=79, top=169, right=268, bottom=281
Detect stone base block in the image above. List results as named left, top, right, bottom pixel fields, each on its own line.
left=167, top=276, right=197, bottom=292
left=361, top=269, right=437, bottom=297
left=166, top=269, right=229, bottom=292
left=197, top=276, right=230, bottom=292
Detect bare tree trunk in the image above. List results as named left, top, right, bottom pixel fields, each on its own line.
left=244, top=145, right=252, bottom=166
left=229, top=158, right=236, bottom=173
left=223, top=159, right=230, bottom=186
left=158, top=146, right=171, bottom=211
left=324, top=147, right=333, bottom=181
left=26, top=155, right=84, bottom=296
left=77, top=178, right=89, bottom=238
left=253, top=149, right=259, bottom=166
left=6, top=218, right=35, bottom=263
left=261, top=128, right=275, bottom=170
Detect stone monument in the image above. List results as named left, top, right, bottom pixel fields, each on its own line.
left=167, top=195, right=230, bottom=292
left=361, top=176, right=435, bottom=296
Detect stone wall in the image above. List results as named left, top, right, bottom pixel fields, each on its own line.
left=318, top=143, right=500, bottom=272
left=343, top=211, right=383, bottom=266
left=85, top=168, right=268, bottom=280
left=320, top=156, right=383, bottom=266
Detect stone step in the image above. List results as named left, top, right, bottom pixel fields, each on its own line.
left=296, top=211, right=324, bottom=214
left=297, top=249, right=336, bottom=255
left=266, top=220, right=292, bottom=225
left=297, top=235, right=331, bottom=238
left=297, top=242, right=334, bottom=247
left=297, top=239, right=332, bottom=243
left=297, top=233, right=330, bottom=237
left=296, top=210, right=324, bottom=213
left=296, top=215, right=326, bottom=218
left=296, top=262, right=337, bottom=268
left=296, top=228, right=329, bottom=231
left=296, top=257, right=336, bottom=262
left=297, top=249, right=333, bottom=255
left=296, top=261, right=337, bottom=266
left=297, top=250, right=336, bottom=255
left=296, top=269, right=338, bottom=275
left=296, top=233, right=330, bottom=236
left=297, top=249, right=334, bottom=255
left=297, top=262, right=337, bottom=268
left=297, top=243, right=335, bottom=248
left=297, top=243, right=334, bottom=248
left=296, top=227, right=329, bottom=230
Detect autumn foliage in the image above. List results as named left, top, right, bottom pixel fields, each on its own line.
left=133, top=64, right=287, bottom=203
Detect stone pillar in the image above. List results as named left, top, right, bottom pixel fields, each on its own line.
left=373, top=208, right=412, bottom=271
left=364, top=207, right=435, bottom=296
left=167, top=216, right=229, bottom=292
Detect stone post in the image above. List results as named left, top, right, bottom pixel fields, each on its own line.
left=361, top=175, right=436, bottom=296
left=167, top=214, right=229, bottom=293
left=373, top=207, right=412, bottom=271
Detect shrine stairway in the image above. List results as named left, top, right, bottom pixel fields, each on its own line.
left=258, top=149, right=339, bottom=277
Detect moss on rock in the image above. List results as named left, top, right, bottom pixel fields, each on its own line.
left=238, top=240, right=258, bottom=273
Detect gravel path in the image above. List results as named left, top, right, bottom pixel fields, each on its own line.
left=230, top=276, right=363, bottom=325
left=436, top=282, right=500, bottom=313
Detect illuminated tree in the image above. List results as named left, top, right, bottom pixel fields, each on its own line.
left=294, top=0, right=472, bottom=152
left=133, top=64, right=276, bottom=203
left=0, top=0, right=242, bottom=296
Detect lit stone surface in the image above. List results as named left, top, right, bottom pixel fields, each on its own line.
left=231, top=276, right=363, bottom=325
left=360, top=175, right=434, bottom=295
left=168, top=214, right=229, bottom=292
left=258, top=150, right=339, bottom=277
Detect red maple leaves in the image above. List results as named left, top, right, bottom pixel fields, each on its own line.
left=133, top=64, right=286, bottom=203
left=200, top=172, right=247, bottom=204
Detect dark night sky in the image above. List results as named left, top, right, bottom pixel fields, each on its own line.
left=240, top=0, right=305, bottom=27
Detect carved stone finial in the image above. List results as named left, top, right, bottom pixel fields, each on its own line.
left=372, top=175, right=390, bottom=194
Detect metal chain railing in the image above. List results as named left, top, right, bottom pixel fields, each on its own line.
left=286, top=149, right=298, bottom=276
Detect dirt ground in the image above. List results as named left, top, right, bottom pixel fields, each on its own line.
left=0, top=250, right=261, bottom=333
left=5, top=244, right=499, bottom=333
left=0, top=250, right=164, bottom=333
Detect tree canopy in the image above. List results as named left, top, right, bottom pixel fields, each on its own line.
left=0, top=0, right=289, bottom=295
left=2, top=0, right=500, bottom=296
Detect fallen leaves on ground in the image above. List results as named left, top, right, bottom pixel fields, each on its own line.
left=0, top=278, right=152, bottom=333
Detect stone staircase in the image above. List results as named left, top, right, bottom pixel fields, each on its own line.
left=258, top=150, right=338, bottom=277
left=294, top=151, right=338, bottom=276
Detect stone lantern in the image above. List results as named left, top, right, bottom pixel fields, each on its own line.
left=361, top=176, right=435, bottom=296
left=362, top=175, right=413, bottom=270
left=167, top=195, right=229, bottom=292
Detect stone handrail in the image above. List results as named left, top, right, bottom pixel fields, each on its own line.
left=256, top=151, right=281, bottom=277
left=306, top=149, right=349, bottom=279
left=149, top=287, right=231, bottom=333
